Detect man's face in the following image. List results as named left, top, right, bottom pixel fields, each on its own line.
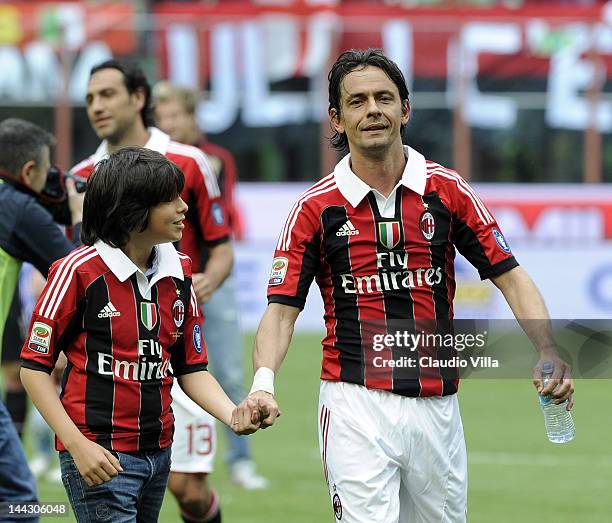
left=330, top=65, right=409, bottom=156
left=86, top=68, right=144, bottom=142
left=155, top=99, right=193, bottom=144
left=26, top=145, right=50, bottom=193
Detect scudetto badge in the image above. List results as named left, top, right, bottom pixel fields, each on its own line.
left=378, top=221, right=401, bottom=249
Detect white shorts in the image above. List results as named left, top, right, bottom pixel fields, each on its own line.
left=318, top=381, right=467, bottom=523
left=170, top=383, right=217, bottom=473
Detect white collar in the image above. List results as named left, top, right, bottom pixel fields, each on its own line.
left=91, top=127, right=171, bottom=165
left=94, top=240, right=184, bottom=285
left=333, top=145, right=427, bottom=208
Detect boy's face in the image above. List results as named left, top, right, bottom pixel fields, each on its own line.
left=144, top=196, right=188, bottom=244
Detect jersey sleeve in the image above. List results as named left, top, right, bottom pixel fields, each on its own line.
left=447, top=176, right=519, bottom=280
left=185, top=155, right=231, bottom=246
left=170, top=260, right=208, bottom=377
left=267, top=200, right=321, bottom=310
left=20, top=257, right=83, bottom=373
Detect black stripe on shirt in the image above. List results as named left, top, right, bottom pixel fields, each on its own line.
left=321, top=205, right=363, bottom=385
left=84, top=275, right=115, bottom=447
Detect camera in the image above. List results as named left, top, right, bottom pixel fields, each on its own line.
left=63, top=170, right=88, bottom=193
left=39, top=166, right=87, bottom=225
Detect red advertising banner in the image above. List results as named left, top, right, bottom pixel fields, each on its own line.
left=154, top=2, right=611, bottom=81
left=0, top=2, right=136, bottom=53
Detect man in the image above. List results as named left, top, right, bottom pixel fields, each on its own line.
left=242, top=49, right=575, bottom=522
left=70, top=60, right=229, bottom=523
left=153, top=81, right=268, bottom=490
left=0, top=118, right=83, bottom=522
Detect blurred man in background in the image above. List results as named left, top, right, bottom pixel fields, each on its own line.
left=0, top=118, right=83, bottom=522
left=153, top=81, right=268, bottom=491
left=70, top=59, right=232, bottom=523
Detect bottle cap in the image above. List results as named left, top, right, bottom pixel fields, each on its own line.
left=542, top=361, right=554, bottom=375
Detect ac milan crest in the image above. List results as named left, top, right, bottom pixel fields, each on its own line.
left=140, top=302, right=158, bottom=331
left=420, top=211, right=435, bottom=241
left=378, top=221, right=401, bottom=249
left=172, top=298, right=185, bottom=328
left=332, top=493, right=342, bottom=520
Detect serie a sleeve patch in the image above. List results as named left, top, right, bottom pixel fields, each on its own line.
left=269, top=257, right=289, bottom=286
left=27, top=322, right=53, bottom=354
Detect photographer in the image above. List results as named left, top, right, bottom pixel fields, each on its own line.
left=0, top=118, right=83, bottom=521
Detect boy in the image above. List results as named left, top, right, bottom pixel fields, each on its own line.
left=20, top=147, right=258, bottom=522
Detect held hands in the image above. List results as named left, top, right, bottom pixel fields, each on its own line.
left=230, top=396, right=262, bottom=435
left=532, top=351, right=574, bottom=410
left=68, top=437, right=123, bottom=487
left=231, top=391, right=281, bottom=435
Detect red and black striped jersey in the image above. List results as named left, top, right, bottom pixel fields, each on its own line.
left=70, top=128, right=231, bottom=272
left=267, top=146, right=518, bottom=398
left=20, top=242, right=207, bottom=452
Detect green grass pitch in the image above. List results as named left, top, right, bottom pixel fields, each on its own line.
left=33, top=333, right=611, bottom=522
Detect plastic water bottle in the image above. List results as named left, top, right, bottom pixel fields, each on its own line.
left=539, top=362, right=575, bottom=443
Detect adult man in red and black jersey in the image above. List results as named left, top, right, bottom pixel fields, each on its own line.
left=244, top=49, right=575, bottom=522
left=70, top=60, right=229, bottom=523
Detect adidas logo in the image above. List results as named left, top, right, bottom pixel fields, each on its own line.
left=336, top=220, right=360, bottom=236
left=98, top=302, right=121, bottom=318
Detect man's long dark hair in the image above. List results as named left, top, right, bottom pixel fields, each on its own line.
left=90, top=59, right=154, bottom=128
left=328, top=48, right=410, bottom=151
left=82, top=147, right=184, bottom=248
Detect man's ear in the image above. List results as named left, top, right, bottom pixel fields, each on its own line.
left=401, top=100, right=410, bottom=125
left=18, top=160, right=37, bottom=188
left=132, top=87, right=146, bottom=113
left=329, top=108, right=344, bottom=134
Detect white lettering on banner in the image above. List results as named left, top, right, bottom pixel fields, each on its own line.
left=167, top=23, right=200, bottom=88
left=194, top=23, right=240, bottom=134
left=177, top=14, right=403, bottom=132
left=24, top=42, right=62, bottom=101
left=242, top=20, right=310, bottom=127
left=382, top=19, right=413, bottom=91
left=0, top=41, right=111, bottom=102
left=491, top=207, right=604, bottom=241
left=546, top=23, right=612, bottom=132
left=449, top=23, right=521, bottom=129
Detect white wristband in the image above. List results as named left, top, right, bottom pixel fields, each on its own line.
left=249, top=367, right=275, bottom=396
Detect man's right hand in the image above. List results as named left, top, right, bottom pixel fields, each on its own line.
left=248, top=390, right=281, bottom=429
left=66, top=177, right=84, bottom=225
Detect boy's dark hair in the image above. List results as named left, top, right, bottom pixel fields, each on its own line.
left=328, top=48, right=410, bottom=151
left=90, top=59, right=154, bottom=128
left=82, top=147, right=184, bottom=248
left=0, top=118, right=55, bottom=177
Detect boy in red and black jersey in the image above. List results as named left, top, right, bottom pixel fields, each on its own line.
left=20, top=148, right=259, bottom=523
